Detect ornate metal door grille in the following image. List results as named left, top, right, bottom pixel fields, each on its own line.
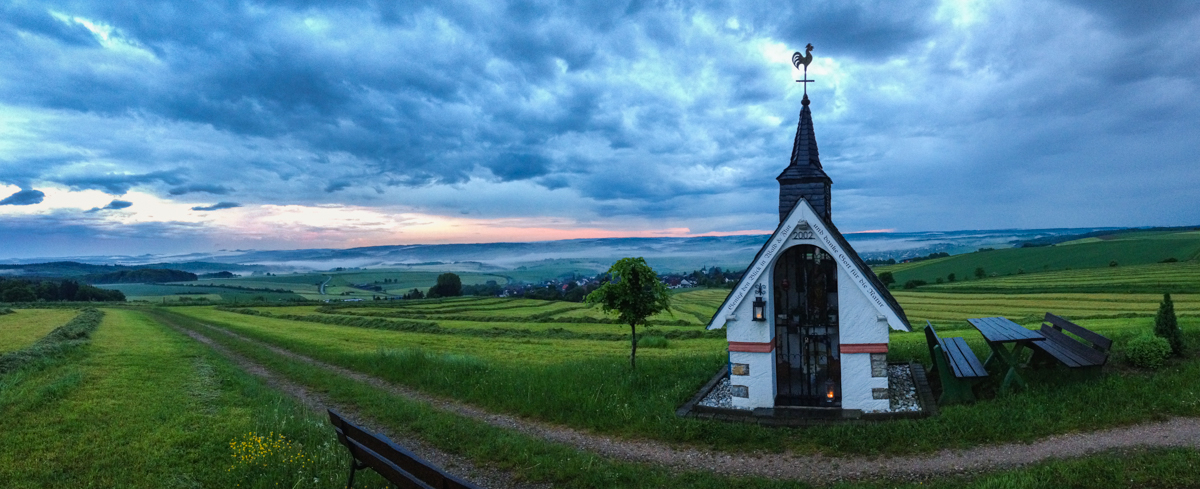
left=773, top=245, right=841, bottom=406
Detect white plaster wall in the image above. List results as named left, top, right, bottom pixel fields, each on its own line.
left=725, top=276, right=773, bottom=344
left=729, top=351, right=776, bottom=409
left=838, top=267, right=890, bottom=345
left=840, top=352, right=889, bottom=412
left=724, top=235, right=895, bottom=411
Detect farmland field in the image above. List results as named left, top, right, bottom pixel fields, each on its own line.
left=0, top=309, right=77, bottom=353
left=876, top=229, right=1200, bottom=287
left=5, top=240, right=1200, bottom=487
left=0, top=309, right=358, bottom=488
left=913, top=261, right=1200, bottom=294
left=197, top=269, right=511, bottom=299
left=95, top=283, right=306, bottom=302
left=154, top=284, right=1200, bottom=458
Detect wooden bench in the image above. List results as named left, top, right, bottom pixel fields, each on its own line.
left=1029, top=313, right=1112, bottom=369
left=924, top=321, right=989, bottom=404
left=328, top=409, right=479, bottom=489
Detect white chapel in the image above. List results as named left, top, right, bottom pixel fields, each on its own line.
left=707, top=90, right=912, bottom=413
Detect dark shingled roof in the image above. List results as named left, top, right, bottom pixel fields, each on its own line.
left=776, top=94, right=830, bottom=183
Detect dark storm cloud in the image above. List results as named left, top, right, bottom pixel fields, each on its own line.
left=168, top=183, right=232, bottom=195
left=2, top=0, right=1200, bottom=253
left=85, top=199, right=133, bottom=213
left=735, top=0, right=939, bottom=59
left=0, top=189, right=45, bottom=206
left=0, top=3, right=101, bottom=47
left=191, top=202, right=242, bottom=211
left=58, top=170, right=188, bottom=195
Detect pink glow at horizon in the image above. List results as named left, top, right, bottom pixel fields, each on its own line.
left=336, top=225, right=777, bottom=247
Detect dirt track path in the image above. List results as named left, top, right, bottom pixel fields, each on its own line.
left=168, top=314, right=1200, bottom=484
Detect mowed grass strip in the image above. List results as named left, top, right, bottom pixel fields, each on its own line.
left=894, top=292, right=1200, bottom=324
left=0, top=309, right=78, bottom=353
left=917, top=262, right=1200, bottom=294
left=165, top=309, right=1200, bottom=489
left=0, top=309, right=355, bottom=489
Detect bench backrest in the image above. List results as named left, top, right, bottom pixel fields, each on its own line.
left=329, top=409, right=478, bottom=489
left=1044, top=313, right=1113, bottom=352
left=1039, top=324, right=1108, bottom=366
left=924, top=320, right=942, bottom=366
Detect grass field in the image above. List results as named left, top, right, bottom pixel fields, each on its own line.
left=158, top=308, right=1200, bottom=488
left=0, top=309, right=368, bottom=488
left=0, top=283, right=1197, bottom=486
left=96, top=283, right=306, bottom=302
left=199, top=270, right=510, bottom=299
left=913, top=262, right=1200, bottom=294
left=0, top=309, right=77, bottom=353
left=876, top=229, right=1200, bottom=288
left=7, top=230, right=1200, bottom=487
left=895, top=291, right=1200, bottom=325
left=157, top=285, right=1200, bottom=460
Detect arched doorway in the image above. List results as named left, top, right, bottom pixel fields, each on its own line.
left=773, top=244, right=840, bottom=406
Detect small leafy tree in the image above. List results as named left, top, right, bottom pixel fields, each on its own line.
left=1155, top=293, right=1184, bottom=355
left=427, top=273, right=462, bottom=298
left=974, top=267, right=986, bottom=279
left=878, top=271, right=895, bottom=288
left=586, top=257, right=671, bottom=369
left=947, top=273, right=956, bottom=282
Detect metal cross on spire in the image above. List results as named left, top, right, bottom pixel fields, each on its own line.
left=792, top=43, right=814, bottom=95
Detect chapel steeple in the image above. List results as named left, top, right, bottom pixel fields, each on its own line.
left=777, top=93, right=832, bottom=222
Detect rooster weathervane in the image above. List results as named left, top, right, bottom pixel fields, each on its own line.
left=792, top=43, right=814, bottom=95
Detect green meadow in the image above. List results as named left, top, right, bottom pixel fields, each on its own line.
left=0, top=309, right=77, bottom=353
left=877, top=229, right=1200, bottom=290
left=3, top=232, right=1200, bottom=487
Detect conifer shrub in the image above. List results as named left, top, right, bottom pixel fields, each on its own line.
left=1154, top=293, right=1184, bottom=355
left=1125, top=334, right=1171, bottom=369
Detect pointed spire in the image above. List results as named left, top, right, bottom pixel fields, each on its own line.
left=777, top=94, right=832, bottom=222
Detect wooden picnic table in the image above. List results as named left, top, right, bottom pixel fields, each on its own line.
left=967, top=317, right=1046, bottom=393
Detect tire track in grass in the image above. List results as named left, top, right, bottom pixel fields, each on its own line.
left=168, top=315, right=1200, bottom=483
left=150, top=310, right=539, bottom=489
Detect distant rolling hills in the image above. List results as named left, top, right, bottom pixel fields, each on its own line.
left=0, top=227, right=1118, bottom=280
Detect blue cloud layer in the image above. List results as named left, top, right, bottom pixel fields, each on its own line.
left=0, top=0, right=1199, bottom=257
left=191, top=202, right=242, bottom=211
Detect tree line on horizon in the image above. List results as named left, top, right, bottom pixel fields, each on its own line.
left=0, top=277, right=126, bottom=302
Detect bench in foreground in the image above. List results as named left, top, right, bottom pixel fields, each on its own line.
left=328, top=409, right=480, bottom=489
left=924, top=321, right=988, bottom=404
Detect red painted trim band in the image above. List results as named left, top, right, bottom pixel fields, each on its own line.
left=728, top=341, right=775, bottom=353
left=840, top=343, right=888, bottom=353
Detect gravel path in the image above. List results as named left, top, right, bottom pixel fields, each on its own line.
left=153, top=313, right=541, bottom=489
left=175, top=316, right=1200, bottom=484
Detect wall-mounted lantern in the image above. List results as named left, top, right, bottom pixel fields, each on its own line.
left=752, top=283, right=766, bottom=322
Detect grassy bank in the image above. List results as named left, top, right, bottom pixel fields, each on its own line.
left=157, top=308, right=1200, bottom=488
left=160, top=304, right=1200, bottom=457
left=0, top=309, right=359, bottom=488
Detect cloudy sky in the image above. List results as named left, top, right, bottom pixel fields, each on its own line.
left=1, top=0, right=1198, bottom=258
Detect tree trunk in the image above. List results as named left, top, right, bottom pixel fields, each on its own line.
left=630, top=321, right=637, bottom=369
